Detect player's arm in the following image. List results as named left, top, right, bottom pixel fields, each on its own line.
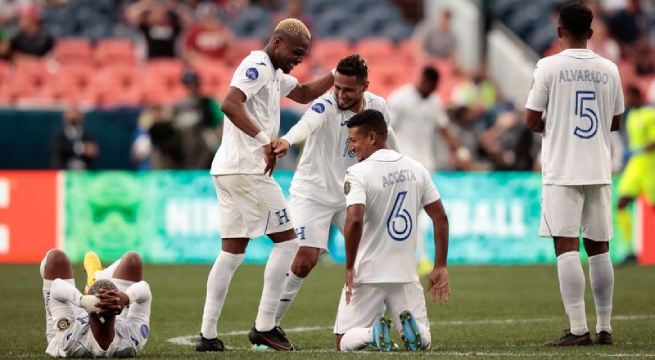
left=343, top=170, right=366, bottom=304
left=221, top=87, right=277, bottom=175
left=344, top=203, right=364, bottom=304
left=611, top=114, right=623, bottom=132
left=286, top=71, right=334, bottom=104
left=525, top=109, right=545, bottom=133
left=274, top=102, right=329, bottom=158
left=94, top=281, right=152, bottom=321
left=424, top=199, right=451, bottom=305
left=525, top=61, right=549, bottom=133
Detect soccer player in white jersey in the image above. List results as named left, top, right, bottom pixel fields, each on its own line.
left=334, top=109, right=451, bottom=352
left=525, top=2, right=624, bottom=347
left=198, top=18, right=335, bottom=352
left=41, top=250, right=151, bottom=358
left=270, top=55, right=398, bottom=334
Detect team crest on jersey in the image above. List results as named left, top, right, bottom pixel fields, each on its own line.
left=311, top=103, right=325, bottom=113
left=57, top=318, right=70, bottom=331
left=246, top=68, right=259, bottom=80
left=344, top=180, right=351, bottom=195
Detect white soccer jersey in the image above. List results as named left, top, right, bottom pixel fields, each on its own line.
left=46, top=280, right=152, bottom=358
left=283, top=91, right=395, bottom=208
left=387, top=84, right=448, bottom=172
left=525, top=48, right=624, bottom=185
left=211, top=51, right=299, bottom=175
left=344, top=149, right=440, bottom=284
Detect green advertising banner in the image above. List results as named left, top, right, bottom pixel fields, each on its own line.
left=64, top=171, right=632, bottom=264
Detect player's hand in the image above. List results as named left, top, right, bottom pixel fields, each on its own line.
left=345, top=267, right=355, bottom=305
left=272, top=138, right=290, bottom=158
left=426, top=266, right=451, bottom=305
left=94, top=290, right=130, bottom=316
left=262, top=143, right=276, bottom=176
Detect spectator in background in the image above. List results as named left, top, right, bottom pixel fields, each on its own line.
left=451, top=65, right=498, bottom=129
left=172, top=70, right=224, bottom=169
left=607, top=0, right=646, bottom=55
left=9, top=4, right=55, bottom=59
left=52, top=105, right=99, bottom=170
left=272, top=0, right=312, bottom=32
left=588, top=21, right=621, bottom=63
left=183, top=2, right=233, bottom=62
left=478, top=109, right=541, bottom=171
left=633, top=39, right=654, bottom=75
left=0, top=0, right=29, bottom=26
left=126, top=0, right=188, bottom=59
left=387, top=66, right=471, bottom=172
left=412, top=10, right=456, bottom=63
left=147, top=104, right=183, bottom=169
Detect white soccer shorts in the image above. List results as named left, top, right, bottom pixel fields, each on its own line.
left=333, top=280, right=429, bottom=336
left=289, top=195, right=346, bottom=254
left=539, top=184, right=613, bottom=242
left=213, top=174, right=294, bottom=239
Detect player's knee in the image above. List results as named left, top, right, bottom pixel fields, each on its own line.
left=335, top=334, right=343, bottom=351
left=291, top=249, right=319, bottom=277
left=120, top=252, right=143, bottom=277
left=46, top=249, right=70, bottom=269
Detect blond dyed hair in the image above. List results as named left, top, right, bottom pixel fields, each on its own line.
left=274, top=18, right=311, bottom=40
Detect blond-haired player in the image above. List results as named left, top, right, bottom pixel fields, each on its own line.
left=198, top=18, right=335, bottom=351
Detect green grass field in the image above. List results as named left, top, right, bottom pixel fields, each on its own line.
left=2, top=262, right=654, bottom=359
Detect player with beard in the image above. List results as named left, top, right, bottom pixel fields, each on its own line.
left=271, top=55, right=398, bottom=338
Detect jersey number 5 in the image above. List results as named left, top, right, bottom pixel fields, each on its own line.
left=387, top=191, right=413, bottom=241
left=574, top=91, right=598, bottom=139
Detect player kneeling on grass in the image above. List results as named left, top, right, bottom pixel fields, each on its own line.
left=334, top=109, right=451, bottom=352
left=40, top=250, right=151, bottom=358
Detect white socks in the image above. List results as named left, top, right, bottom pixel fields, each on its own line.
left=275, top=271, right=305, bottom=326
left=94, top=258, right=122, bottom=281
left=340, top=327, right=372, bottom=351
left=589, top=253, right=614, bottom=334
left=255, top=239, right=299, bottom=332
left=557, top=251, right=588, bottom=335
left=200, top=251, right=245, bottom=339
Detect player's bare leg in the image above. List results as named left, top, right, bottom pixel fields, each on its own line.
left=197, top=237, right=248, bottom=352
left=544, top=237, right=592, bottom=346
left=40, top=250, right=75, bottom=342
left=248, top=229, right=299, bottom=350
left=584, top=238, right=614, bottom=345
left=274, top=246, right=320, bottom=327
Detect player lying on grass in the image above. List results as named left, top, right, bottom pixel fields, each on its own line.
left=41, top=250, right=151, bottom=358
left=334, top=109, right=451, bottom=352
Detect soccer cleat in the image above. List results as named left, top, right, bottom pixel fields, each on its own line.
left=196, top=333, right=225, bottom=352
left=399, top=310, right=423, bottom=351
left=594, top=331, right=613, bottom=345
left=83, top=251, right=103, bottom=294
left=248, top=326, right=296, bottom=351
left=371, top=316, right=393, bottom=352
left=543, top=329, right=592, bottom=347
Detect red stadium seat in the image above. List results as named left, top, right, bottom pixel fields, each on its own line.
left=54, top=37, right=93, bottom=64
left=225, top=38, right=265, bottom=67
left=355, top=37, right=394, bottom=63
left=95, top=38, right=137, bottom=66
left=146, top=59, right=185, bottom=87
left=308, top=37, right=351, bottom=69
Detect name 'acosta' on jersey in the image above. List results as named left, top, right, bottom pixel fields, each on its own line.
left=382, top=169, right=417, bottom=188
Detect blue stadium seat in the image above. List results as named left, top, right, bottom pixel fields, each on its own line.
left=229, top=6, right=272, bottom=37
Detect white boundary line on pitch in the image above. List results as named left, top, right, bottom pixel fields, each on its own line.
left=166, top=314, right=655, bottom=347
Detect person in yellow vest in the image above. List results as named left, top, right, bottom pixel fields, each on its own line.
left=616, top=85, right=655, bottom=262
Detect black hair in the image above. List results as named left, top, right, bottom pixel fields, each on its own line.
left=346, top=109, right=387, bottom=140
left=626, top=85, right=641, bottom=97
left=336, top=54, right=369, bottom=83
left=422, top=66, right=439, bottom=84
left=559, top=1, right=593, bottom=39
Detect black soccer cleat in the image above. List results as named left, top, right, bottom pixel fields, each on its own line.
left=594, top=331, right=613, bottom=345
left=195, top=333, right=225, bottom=352
left=543, top=329, right=592, bottom=347
left=248, top=326, right=296, bottom=351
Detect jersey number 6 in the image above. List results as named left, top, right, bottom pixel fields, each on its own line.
left=387, top=191, right=413, bottom=241
left=573, top=91, right=598, bottom=139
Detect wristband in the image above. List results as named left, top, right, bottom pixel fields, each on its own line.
left=80, top=295, right=101, bottom=312
left=126, top=291, right=136, bottom=305
left=254, top=131, right=271, bottom=145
